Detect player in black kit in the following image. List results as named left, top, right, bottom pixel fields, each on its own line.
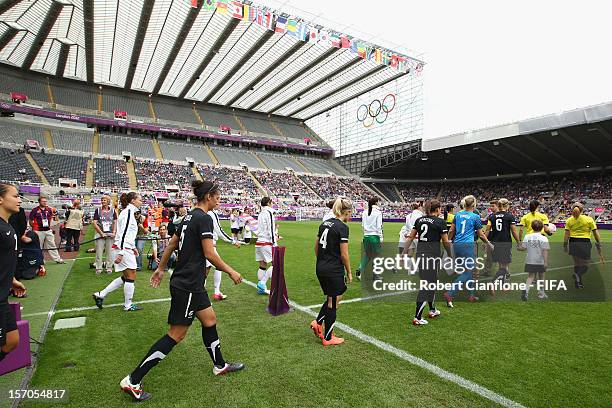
left=484, top=198, right=521, bottom=285
left=402, top=200, right=451, bottom=326
left=310, top=197, right=353, bottom=346
left=120, top=180, right=244, bottom=401
left=0, top=183, right=27, bottom=362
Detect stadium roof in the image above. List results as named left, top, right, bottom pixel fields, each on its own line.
left=0, top=0, right=423, bottom=120
left=339, top=101, right=612, bottom=180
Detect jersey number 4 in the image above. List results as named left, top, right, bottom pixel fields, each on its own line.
left=319, top=228, right=329, bottom=249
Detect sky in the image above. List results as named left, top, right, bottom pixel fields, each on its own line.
left=265, top=0, right=612, bottom=139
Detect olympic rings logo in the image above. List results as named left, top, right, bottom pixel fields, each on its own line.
left=356, top=94, right=396, bottom=128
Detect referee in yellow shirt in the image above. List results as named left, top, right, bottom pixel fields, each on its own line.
left=519, top=200, right=552, bottom=240
left=563, top=202, right=603, bottom=288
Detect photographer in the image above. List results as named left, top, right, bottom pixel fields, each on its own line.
left=151, top=224, right=175, bottom=271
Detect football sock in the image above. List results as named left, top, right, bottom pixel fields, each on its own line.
left=257, top=267, right=266, bottom=282
left=99, top=276, right=124, bottom=298
left=428, top=301, right=435, bottom=311
left=213, top=269, right=222, bottom=294
left=525, top=275, right=534, bottom=294
left=263, top=266, right=273, bottom=283
left=324, top=297, right=337, bottom=341
left=573, top=266, right=581, bottom=283
left=123, top=279, right=135, bottom=309
left=316, top=302, right=327, bottom=324
left=130, top=334, right=177, bottom=384
left=415, top=301, right=426, bottom=320
left=202, top=325, right=226, bottom=369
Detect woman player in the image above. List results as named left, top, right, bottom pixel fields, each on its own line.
left=93, top=192, right=143, bottom=312
left=563, top=202, right=603, bottom=288
left=0, top=183, right=27, bottom=363
left=355, top=197, right=383, bottom=281
left=519, top=200, right=553, bottom=240
left=255, top=197, right=276, bottom=294
left=120, top=180, right=244, bottom=401
left=484, top=198, right=521, bottom=285
left=310, top=197, right=353, bottom=346
left=206, top=202, right=239, bottom=300
left=402, top=199, right=451, bottom=325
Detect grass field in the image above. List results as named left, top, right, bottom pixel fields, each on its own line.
left=5, top=222, right=612, bottom=407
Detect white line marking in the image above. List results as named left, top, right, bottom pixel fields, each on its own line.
left=22, top=297, right=171, bottom=318
left=242, top=278, right=525, bottom=408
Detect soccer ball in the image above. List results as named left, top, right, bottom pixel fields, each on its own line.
left=546, top=223, right=557, bottom=235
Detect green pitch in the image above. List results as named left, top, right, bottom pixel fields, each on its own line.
left=10, top=223, right=612, bottom=407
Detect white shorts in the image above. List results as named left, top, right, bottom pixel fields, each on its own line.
left=255, top=245, right=273, bottom=263
left=114, top=250, right=137, bottom=272
left=205, top=246, right=219, bottom=268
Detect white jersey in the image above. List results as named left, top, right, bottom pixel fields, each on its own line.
left=362, top=206, right=383, bottom=238
left=230, top=214, right=241, bottom=229
left=114, top=203, right=139, bottom=252
left=256, top=206, right=276, bottom=246
left=208, top=210, right=233, bottom=244
left=523, top=233, right=550, bottom=265
left=406, top=209, right=423, bottom=233
left=398, top=225, right=408, bottom=246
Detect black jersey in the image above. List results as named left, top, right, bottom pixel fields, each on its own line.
left=0, top=219, right=18, bottom=303
left=413, top=216, right=448, bottom=256
left=316, top=218, right=349, bottom=277
left=487, top=211, right=516, bottom=242
left=170, top=208, right=214, bottom=293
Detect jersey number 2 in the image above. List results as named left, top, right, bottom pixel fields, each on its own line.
left=319, top=228, right=329, bottom=249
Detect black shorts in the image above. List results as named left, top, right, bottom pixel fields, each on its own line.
left=168, top=286, right=212, bottom=326
left=231, top=228, right=239, bottom=234
left=317, top=274, right=347, bottom=297
left=0, top=302, right=18, bottom=347
left=568, top=238, right=592, bottom=260
left=491, top=243, right=512, bottom=264
left=524, top=264, right=546, bottom=274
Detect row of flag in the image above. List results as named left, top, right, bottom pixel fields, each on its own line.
left=189, top=0, right=420, bottom=73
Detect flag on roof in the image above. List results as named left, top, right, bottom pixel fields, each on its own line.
left=228, top=1, right=243, bottom=19
left=216, top=0, right=228, bottom=13
left=202, top=0, right=215, bottom=10
left=190, top=0, right=198, bottom=8
left=275, top=15, right=287, bottom=33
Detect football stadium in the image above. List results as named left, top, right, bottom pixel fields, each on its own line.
left=0, top=1, right=610, bottom=407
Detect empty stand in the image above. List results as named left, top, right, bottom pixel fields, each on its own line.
left=93, top=158, right=128, bottom=187
left=210, top=147, right=264, bottom=169
left=239, top=116, right=279, bottom=136
left=199, top=108, right=240, bottom=129
left=0, top=70, right=49, bottom=102
left=103, top=91, right=150, bottom=118
left=158, top=140, right=212, bottom=164
left=0, top=148, right=40, bottom=183
left=50, top=129, right=93, bottom=153
left=298, top=157, right=337, bottom=175
left=257, top=152, right=304, bottom=172
left=31, top=152, right=87, bottom=186
left=51, top=82, right=98, bottom=111
left=98, top=133, right=156, bottom=159
left=373, top=183, right=402, bottom=202
left=153, top=99, right=198, bottom=124
left=0, top=122, right=47, bottom=147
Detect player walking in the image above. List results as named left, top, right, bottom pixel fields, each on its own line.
left=206, top=206, right=239, bottom=300
left=310, top=197, right=353, bottom=346
left=356, top=197, right=383, bottom=281
left=120, top=180, right=244, bottom=401
left=485, top=198, right=521, bottom=284
left=403, top=200, right=451, bottom=325
left=255, top=197, right=276, bottom=294
left=563, top=202, right=603, bottom=288
left=93, top=192, right=143, bottom=312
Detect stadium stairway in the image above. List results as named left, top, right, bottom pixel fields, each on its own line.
left=85, top=159, right=94, bottom=188
left=43, top=130, right=54, bottom=149
left=296, top=172, right=322, bottom=199
left=97, top=90, right=103, bottom=114
left=205, top=145, right=219, bottom=165
left=152, top=139, right=163, bottom=160
left=46, top=78, right=55, bottom=106
left=252, top=152, right=269, bottom=169
left=126, top=160, right=137, bottom=189
left=233, top=114, right=248, bottom=133
left=92, top=131, right=99, bottom=154
left=25, top=153, right=49, bottom=185
left=191, top=165, right=203, bottom=181
left=394, top=185, right=405, bottom=203
left=293, top=158, right=311, bottom=173
left=193, top=106, right=204, bottom=126
left=368, top=183, right=391, bottom=201
left=269, top=120, right=285, bottom=138
left=330, top=160, right=351, bottom=177
left=148, top=99, right=157, bottom=121
left=247, top=170, right=268, bottom=196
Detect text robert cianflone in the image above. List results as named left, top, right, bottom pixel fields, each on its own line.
left=371, top=279, right=568, bottom=292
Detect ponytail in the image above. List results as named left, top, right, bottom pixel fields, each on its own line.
left=529, top=199, right=540, bottom=214
left=332, top=197, right=353, bottom=218
left=192, top=180, right=219, bottom=203
left=120, top=192, right=138, bottom=209
left=425, top=199, right=441, bottom=215
left=367, top=197, right=380, bottom=216
left=0, top=183, right=16, bottom=198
